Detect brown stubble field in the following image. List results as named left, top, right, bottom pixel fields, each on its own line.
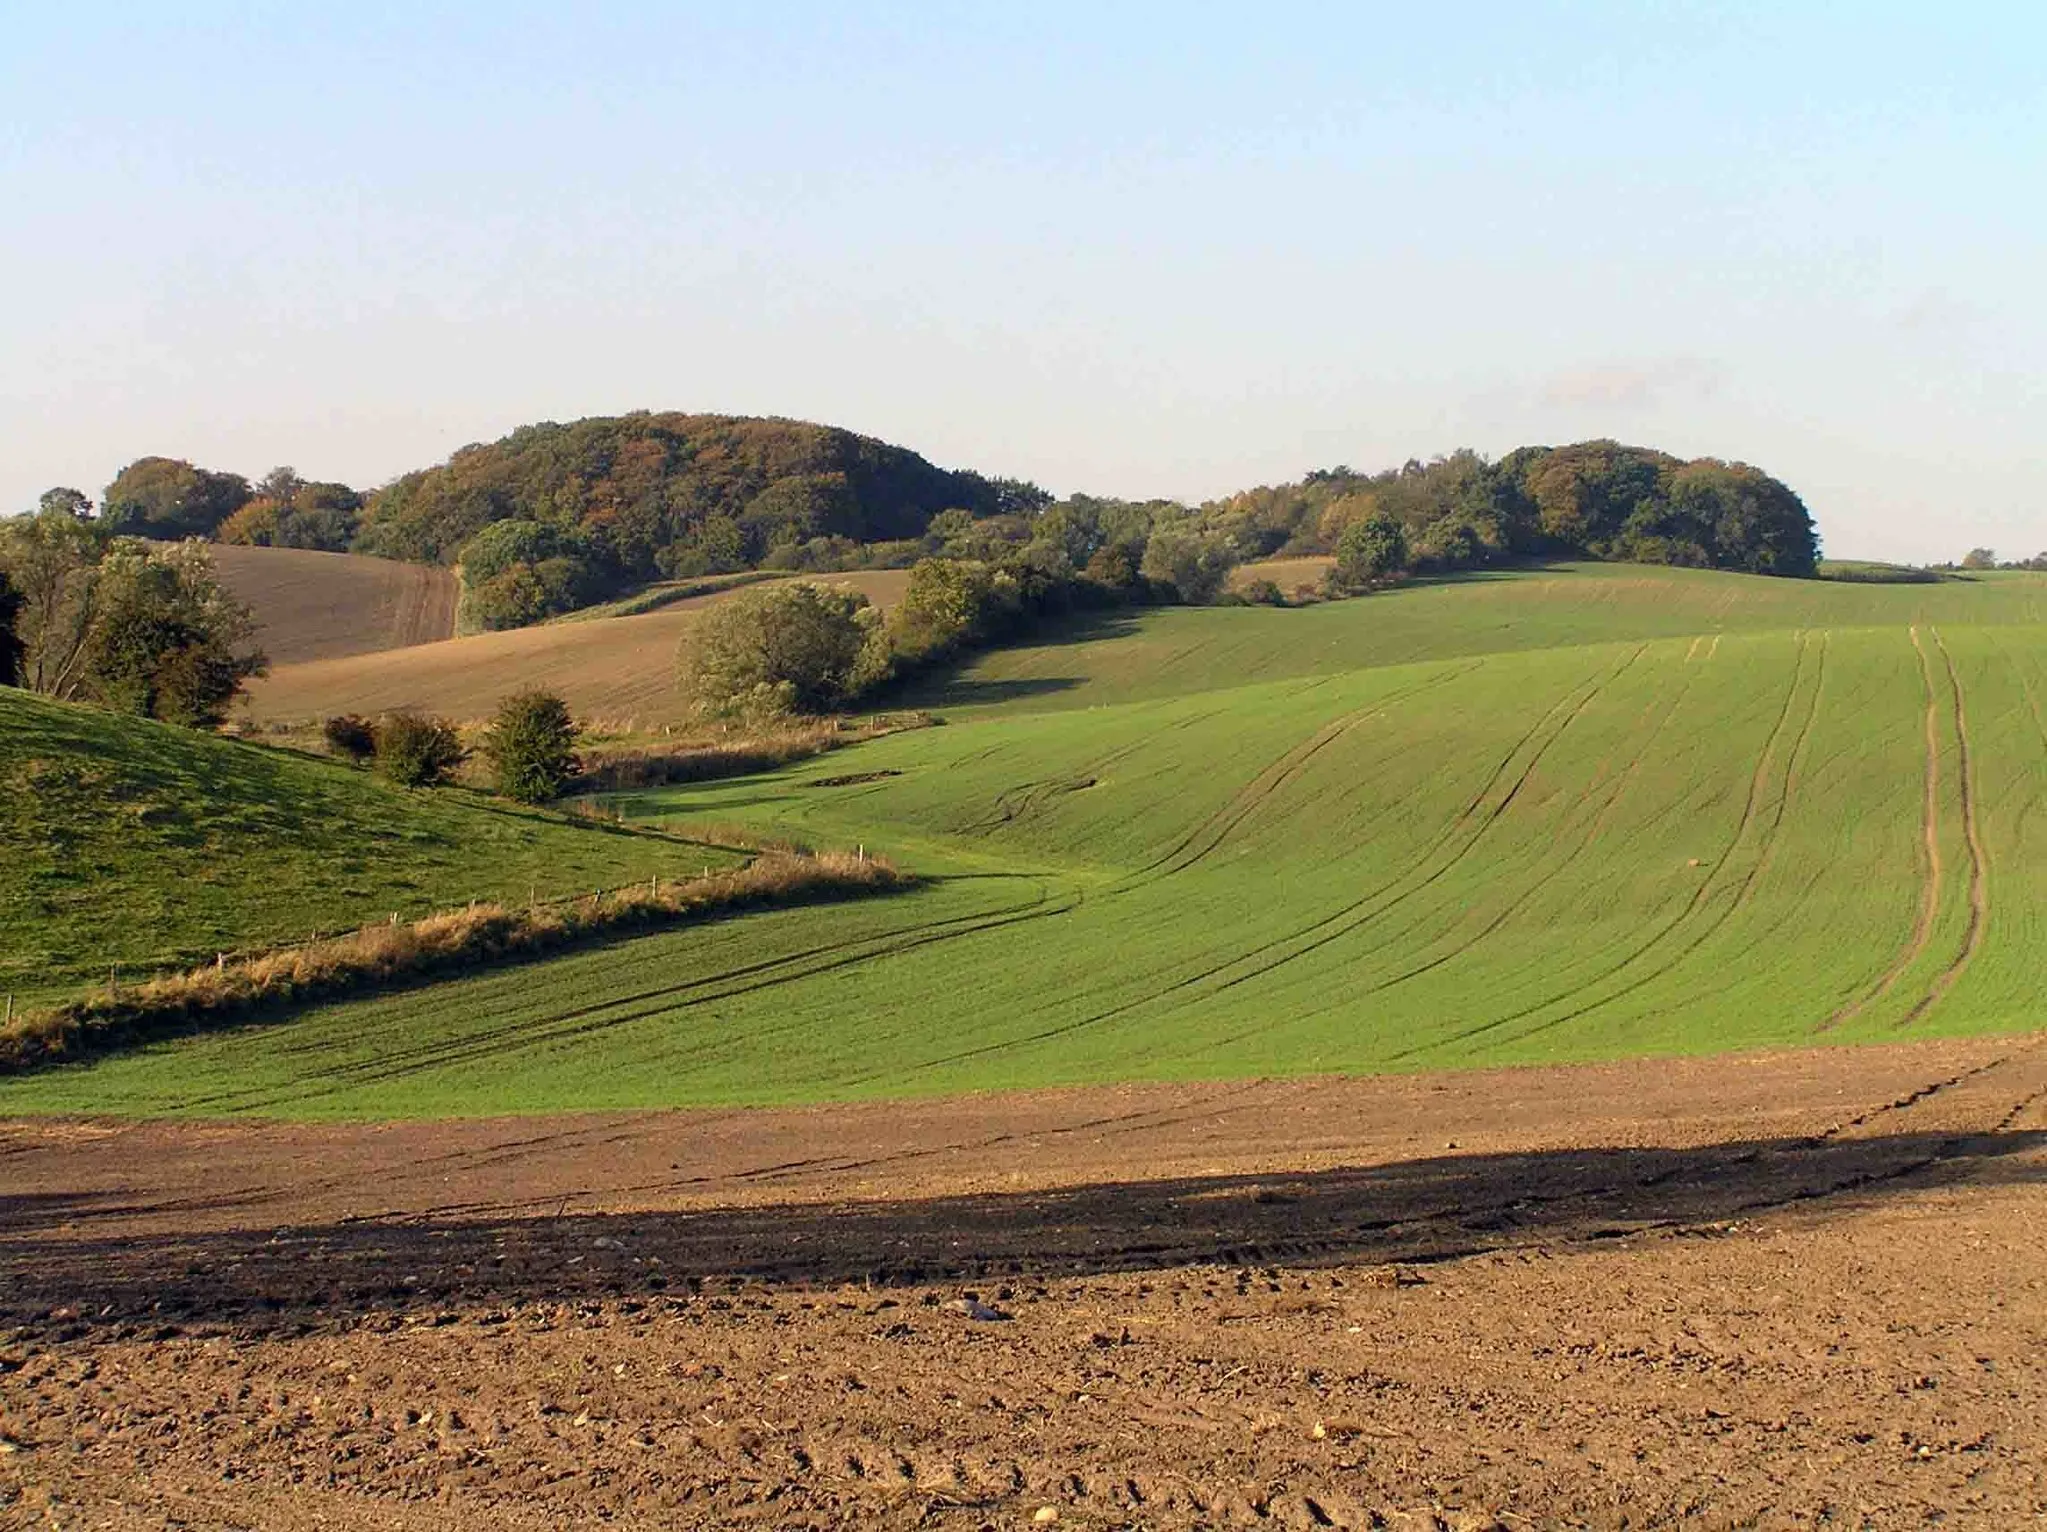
left=224, top=556, right=1319, bottom=730
left=3, top=1036, right=2043, bottom=1529
left=234, top=569, right=911, bottom=728
left=211, top=546, right=461, bottom=667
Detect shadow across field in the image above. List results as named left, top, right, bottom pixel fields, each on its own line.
left=2, top=1126, right=2037, bottom=1334
left=918, top=676, right=1086, bottom=706
left=881, top=610, right=1148, bottom=710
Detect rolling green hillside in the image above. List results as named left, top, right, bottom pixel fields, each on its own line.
left=0, top=690, right=738, bottom=1006
left=5, top=563, right=2044, bottom=1118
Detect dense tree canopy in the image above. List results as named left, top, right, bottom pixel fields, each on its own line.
left=354, top=413, right=1021, bottom=627
left=1200, top=440, right=1819, bottom=579
left=215, top=467, right=363, bottom=551
left=101, top=457, right=253, bottom=541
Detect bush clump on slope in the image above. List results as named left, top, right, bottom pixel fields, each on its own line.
left=482, top=690, right=581, bottom=804
left=680, top=583, right=885, bottom=720
left=374, top=712, right=467, bottom=787
left=677, top=549, right=1179, bottom=721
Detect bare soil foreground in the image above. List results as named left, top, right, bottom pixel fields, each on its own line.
left=4, top=1038, right=2045, bottom=1529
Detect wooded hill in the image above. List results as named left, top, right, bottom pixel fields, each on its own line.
left=1206, top=443, right=1819, bottom=578
left=49, top=417, right=1822, bottom=630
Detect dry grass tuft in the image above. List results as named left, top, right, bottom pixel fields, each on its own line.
left=571, top=713, right=933, bottom=793
left=0, top=851, right=907, bottom=1074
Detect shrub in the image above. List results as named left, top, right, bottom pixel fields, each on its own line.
left=375, top=712, right=466, bottom=787
left=1333, top=514, right=1410, bottom=591
left=482, top=690, right=580, bottom=803
left=322, top=714, right=378, bottom=763
left=1237, top=578, right=1286, bottom=607
left=886, top=558, right=1020, bottom=663
left=679, top=582, right=876, bottom=718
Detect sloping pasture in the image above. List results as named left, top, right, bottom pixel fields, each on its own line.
left=10, top=564, right=2043, bottom=1118
left=0, top=690, right=742, bottom=1008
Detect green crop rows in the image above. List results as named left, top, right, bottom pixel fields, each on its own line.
left=6, top=562, right=2044, bottom=1118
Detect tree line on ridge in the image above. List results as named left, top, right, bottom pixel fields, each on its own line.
left=9, top=414, right=1822, bottom=640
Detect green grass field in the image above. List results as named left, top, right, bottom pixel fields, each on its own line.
left=6, top=562, right=2044, bottom=1117
left=0, top=690, right=743, bottom=1007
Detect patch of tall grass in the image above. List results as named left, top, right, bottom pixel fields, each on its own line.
left=571, top=714, right=934, bottom=792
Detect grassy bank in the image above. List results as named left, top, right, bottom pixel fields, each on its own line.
left=0, top=689, right=746, bottom=1006
left=1, top=850, right=905, bottom=1074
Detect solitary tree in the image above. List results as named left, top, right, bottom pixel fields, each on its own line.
left=482, top=690, right=580, bottom=803
left=1961, top=547, right=1998, bottom=570
left=82, top=540, right=266, bottom=724
left=679, top=582, right=876, bottom=717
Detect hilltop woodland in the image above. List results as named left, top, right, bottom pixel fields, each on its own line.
left=13, top=420, right=1821, bottom=638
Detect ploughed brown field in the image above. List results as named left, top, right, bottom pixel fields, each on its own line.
left=211, top=545, right=460, bottom=667
left=4, top=1037, right=2043, bottom=1529
left=237, top=569, right=911, bottom=727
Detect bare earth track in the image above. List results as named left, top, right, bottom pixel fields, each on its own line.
left=5, top=1039, right=2045, bottom=1528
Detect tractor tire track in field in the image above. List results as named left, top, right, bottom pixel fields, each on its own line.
left=179, top=873, right=1090, bottom=1114
left=830, top=1047, right=2047, bottom=1285
left=403, top=1081, right=1290, bottom=1223
left=1822, top=627, right=1945, bottom=1027
left=1898, top=629, right=1990, bottom=1026
left=1210, top=637, right=1712, bottom=1034
left=1808, top=1038, right=2047, bottom=1144
left=1109, top=662, right=1484, bottom=893
left=1231, top=1044, right=2047, bottom=1276
left=1176, top=644, right=1650, bottom=989
left=1821, top=626, right=1979, bottom=1031
left=166, top=674, right=1380, bottom=1113
left=352, top=1045, right=2047, bottom=1276
left=957, top=699, right=1237, bottom=835
left=890, top=647, right=1645, bottom=1080
left=1400, top=630, right=1828, bottom=1061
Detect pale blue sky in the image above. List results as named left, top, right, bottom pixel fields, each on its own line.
left=4, top=3, right=2041, bottom=561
